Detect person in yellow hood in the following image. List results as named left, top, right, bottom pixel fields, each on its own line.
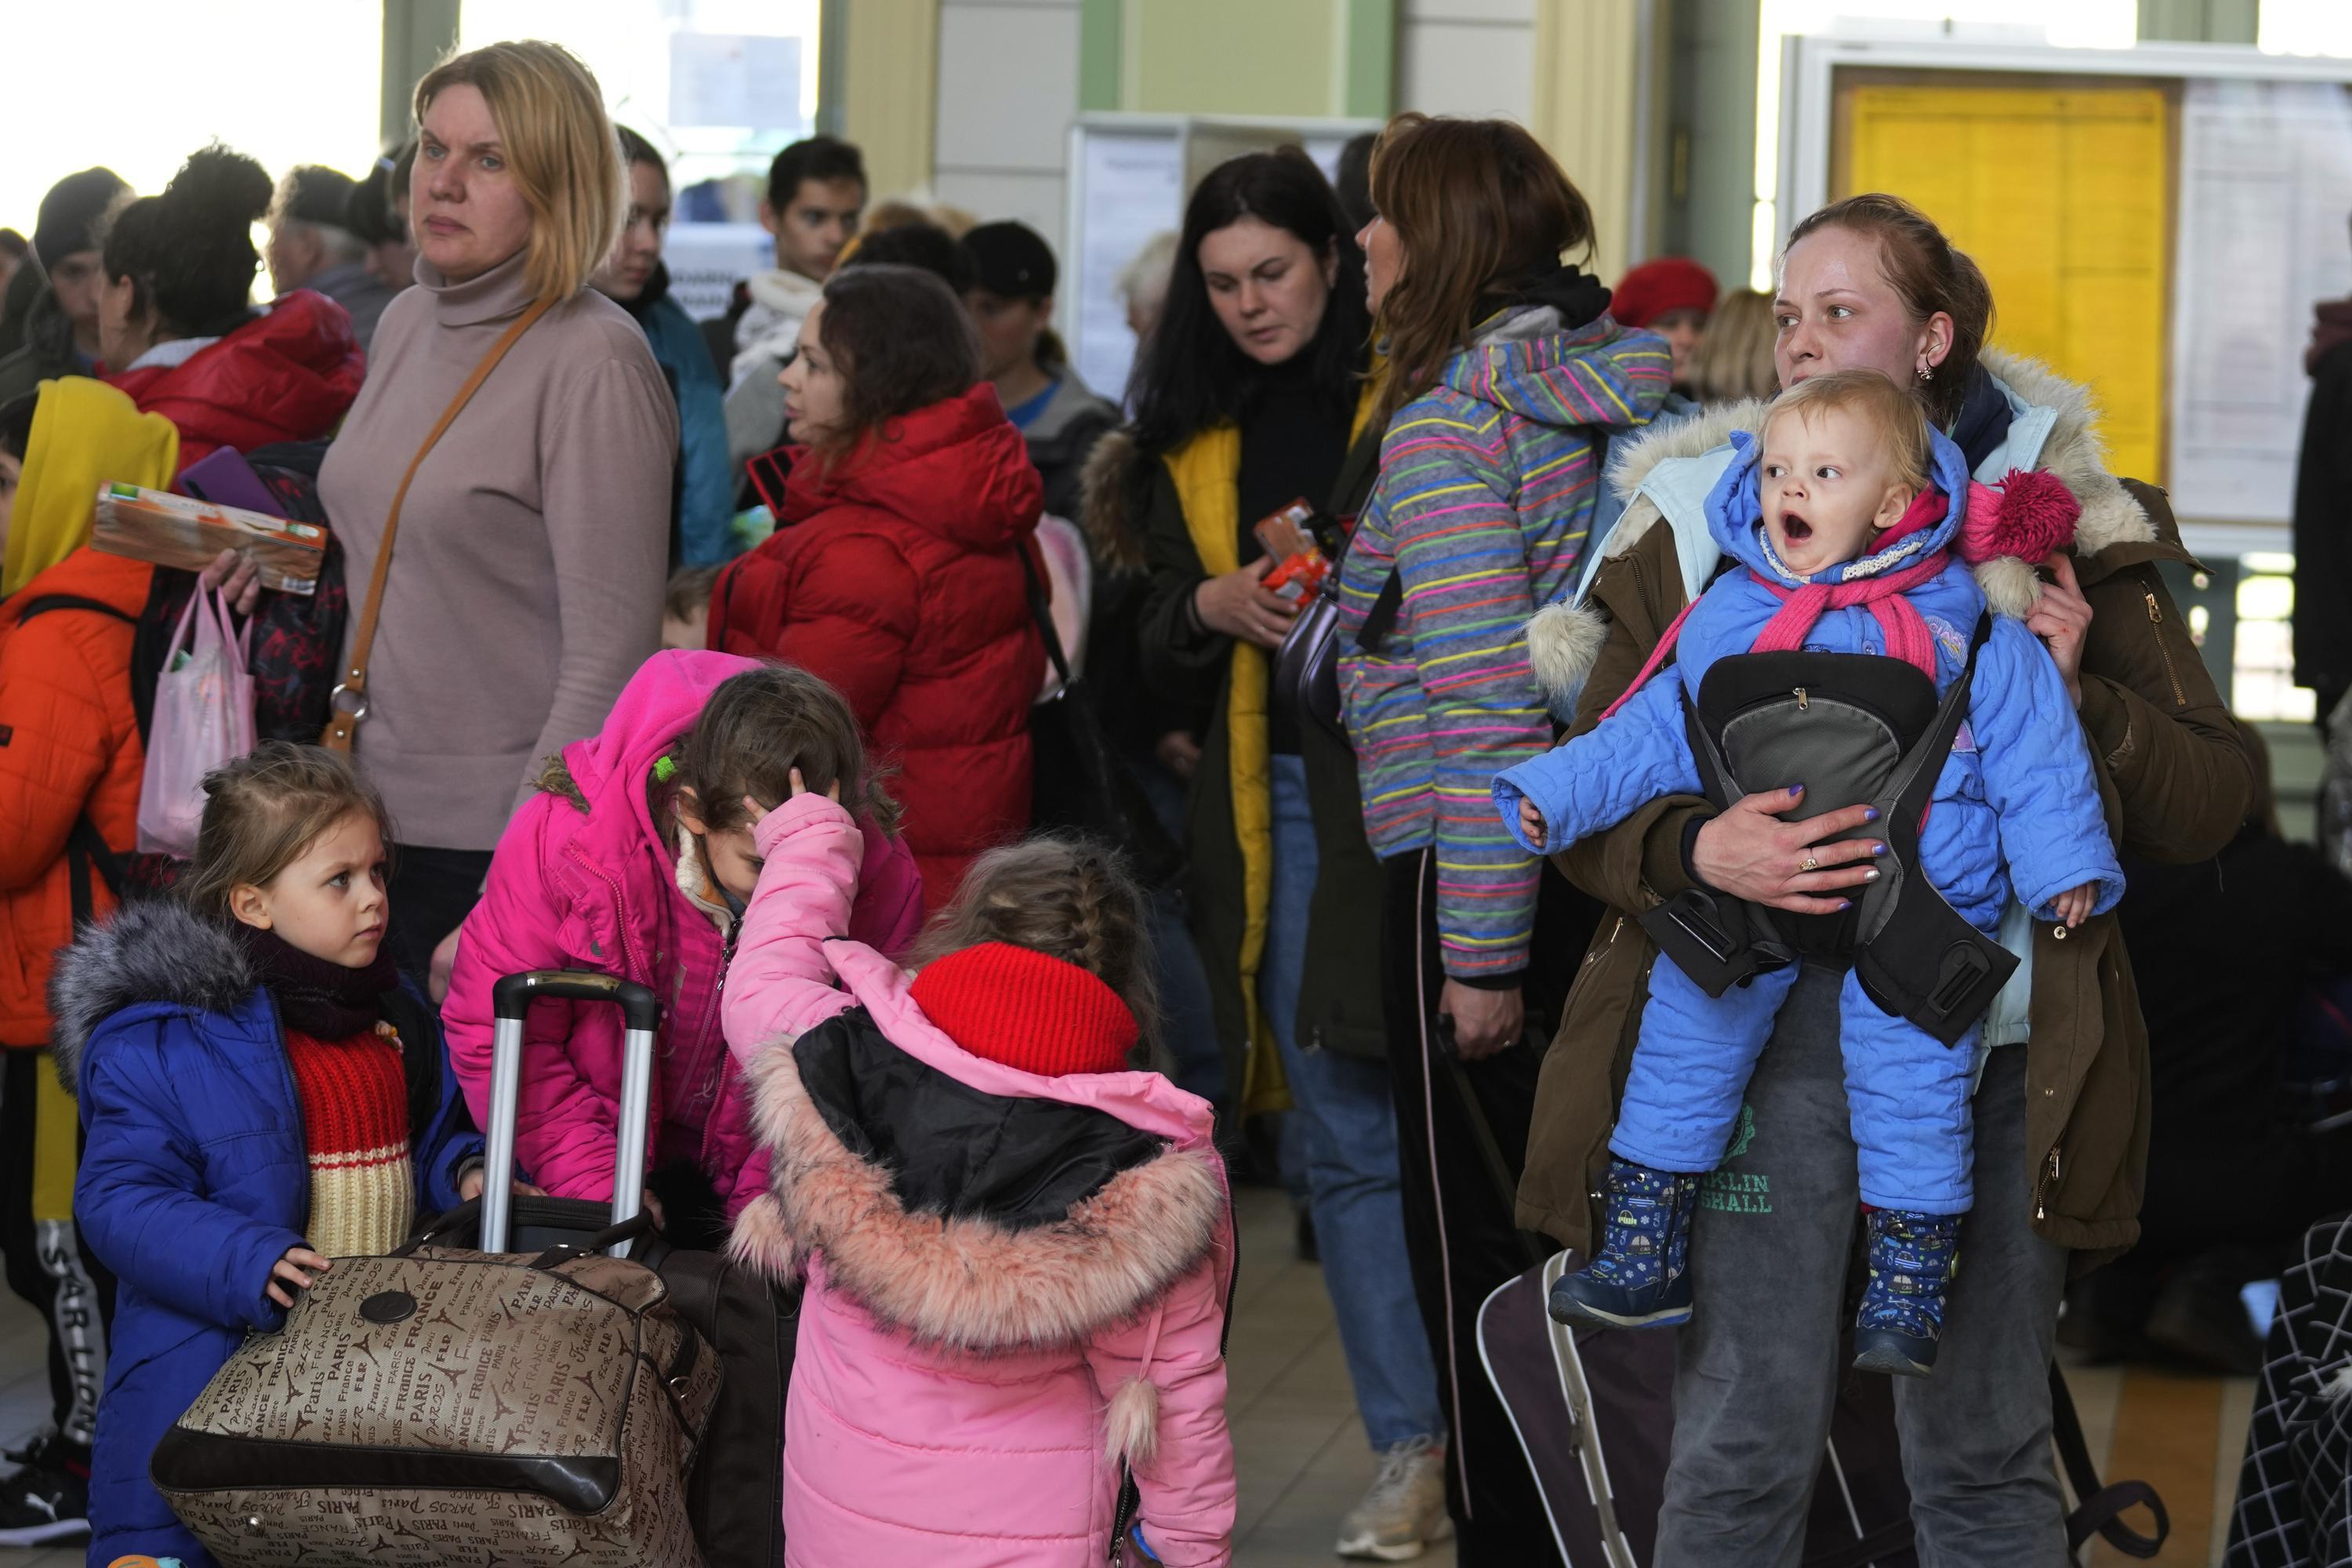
left=0, top=376, right=175, bottom=1547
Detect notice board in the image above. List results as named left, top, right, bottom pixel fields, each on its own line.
left=1785, top=36, right=2352, bottom=528
left=1838, top=80, right=2171, bottom=486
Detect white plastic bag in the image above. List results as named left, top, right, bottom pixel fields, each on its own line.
left=137, top=586, right=254, bottom=858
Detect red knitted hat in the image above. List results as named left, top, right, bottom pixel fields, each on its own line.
left=909, top=942, right=1140, bottom=1076
left=1611, top=256, right=1719, bottom=328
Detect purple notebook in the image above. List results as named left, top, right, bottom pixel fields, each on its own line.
left=176, top=447, right=285, bottom=519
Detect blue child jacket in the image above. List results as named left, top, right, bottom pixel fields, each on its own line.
left=49, top=900, right=481, bottom=1568
left=1494, top=421, right=2125, bottom=935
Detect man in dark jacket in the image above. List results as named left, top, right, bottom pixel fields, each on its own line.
left=2296, top=281, right=2352, bottom=735
left=961, top=221, right=1119, bottom=521
left=0, top=169, right=130, bottom=409
left=265, top=165, right=397, bottom=354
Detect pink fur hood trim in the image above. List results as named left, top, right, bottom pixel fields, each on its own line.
left=731, top=1041, right=1226, bottom=1351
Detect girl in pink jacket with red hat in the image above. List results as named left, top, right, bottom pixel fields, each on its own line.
left=724, top=780, right=1237, bottom=1566
left=441, top=654, right=924, bottom=1241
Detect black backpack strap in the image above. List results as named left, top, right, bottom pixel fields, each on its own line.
left=65, top=816, right=125, bottom=926
left=14, top=596, right=137, bottom=921
left=13, top=593, right=134, bottom=624
left=1849, top=612, right=2020, bottom=1044
left=1016, top=543, right=1076, bottom=691
left=2050, top=1361, right=2169, bottom=1557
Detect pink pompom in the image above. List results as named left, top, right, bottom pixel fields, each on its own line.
left=1956, top=467, right=2078, bottom=565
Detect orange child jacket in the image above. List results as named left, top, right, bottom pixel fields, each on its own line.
left=0, top=548, right=152, bottom=1047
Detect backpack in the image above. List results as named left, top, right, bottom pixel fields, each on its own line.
left=10, top=596, right=136, bottom=915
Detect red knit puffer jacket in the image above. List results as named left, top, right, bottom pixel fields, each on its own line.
left=710, top=384, right=1044, bottom=912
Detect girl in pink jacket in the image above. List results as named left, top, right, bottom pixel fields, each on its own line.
left=725, top=785, right=1237, bottom=1566
left=443, top=654, right=923, bottom=1241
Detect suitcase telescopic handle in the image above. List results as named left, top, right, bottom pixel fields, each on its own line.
left=491, top=970, right=662, bottom=1032
left=481, top=971, right=663, bottom=1259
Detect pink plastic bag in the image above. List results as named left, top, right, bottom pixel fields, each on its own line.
left=137, top=586, right=254, bottom=858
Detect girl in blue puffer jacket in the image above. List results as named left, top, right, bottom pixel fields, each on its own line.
left=49, top=744, right=483, bottom=1568
left=1493, top=370, right=2124, bottom=1377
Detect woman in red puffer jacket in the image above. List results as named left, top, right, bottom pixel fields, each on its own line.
left=710, top=263, right=1044, bottom=913
left=100, top=146, right=363, bottom=470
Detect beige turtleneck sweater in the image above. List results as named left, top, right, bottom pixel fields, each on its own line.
left=321, top=252, right=678, bottom=850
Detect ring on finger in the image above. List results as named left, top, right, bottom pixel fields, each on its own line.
left=1799, top=854, right=1820, bottom=873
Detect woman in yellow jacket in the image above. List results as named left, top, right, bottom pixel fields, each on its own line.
left=1092, top=149, right=1450, bottom=1562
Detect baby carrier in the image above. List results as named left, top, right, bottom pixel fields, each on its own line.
left=1640, top=612, right=2016, bottom=1047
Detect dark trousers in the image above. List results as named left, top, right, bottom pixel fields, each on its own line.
left=1377, top=848, right=1595, bottom=1566
left=0, top=1047, right=113, bottom=1448
left=1656, top=964, right=2072, bottom=1566
left=385, top=844, right=495, bottom=990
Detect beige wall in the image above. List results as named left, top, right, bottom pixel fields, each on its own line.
left=886, top=0, right=1659, bottom=285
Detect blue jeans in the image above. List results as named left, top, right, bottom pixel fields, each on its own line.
left=1128, top=759, right=1225, bottom=1113
left=1266, top=753, right=1446, bottom=1450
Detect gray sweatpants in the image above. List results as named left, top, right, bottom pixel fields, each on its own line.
left=1653, top=963, right=2073, bottom=1567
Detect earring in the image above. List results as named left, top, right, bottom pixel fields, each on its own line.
left=1916, top=363, right=1934, bottom=383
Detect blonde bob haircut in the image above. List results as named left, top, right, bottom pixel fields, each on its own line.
left=413, top=40, right=623, bottom=301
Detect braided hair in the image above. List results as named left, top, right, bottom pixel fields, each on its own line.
left=910, top=835, right=1159, bottom=1046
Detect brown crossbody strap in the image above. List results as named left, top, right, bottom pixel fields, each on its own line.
left=322, top=295, right=557, bottom=752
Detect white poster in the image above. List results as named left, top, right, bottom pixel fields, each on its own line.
left=669, top=33, right=804, bottom=132
left=662, top=223, right=773, bottom=323
left=2169, top=78, right=2352, bottom=523
left=1071, top=129, right=1185, bottom=407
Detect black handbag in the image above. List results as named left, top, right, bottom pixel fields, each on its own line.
left=1020, top=546, right=1185, bottom=887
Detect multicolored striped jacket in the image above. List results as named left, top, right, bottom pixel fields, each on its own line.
left=1336, top=305, right=1670, bottom=979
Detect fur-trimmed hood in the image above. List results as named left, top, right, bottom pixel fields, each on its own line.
left=730, top=1011, right=1225, bottom=1353
left=1526, top=349, right=2155, bottom=703
left=1078, top=423, right=1151, bottom=575
left=47, top=898, right=253, bottom=1094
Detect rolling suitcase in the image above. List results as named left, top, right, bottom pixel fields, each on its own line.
left=401, top=973, right=799, bottom=1568
left=151, top=972, right=720, bottom=1567
left=1478, top=1259, right=2170, bottom=1566
left=1446, top=1050, right=2170, bottom=1566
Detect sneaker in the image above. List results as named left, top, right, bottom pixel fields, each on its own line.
left=1548, top=1159, right=1699, bottom=1329
left=1335, top=1436, right=1452, bottom=1561
left=1852, top=1207, right=1962, bottom=1378
left=0, top=1431, right=91, bottom=1546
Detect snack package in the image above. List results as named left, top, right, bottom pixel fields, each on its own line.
left=90, top=483, right=326, bottom=595
left=1253, top=499, right=1327, bottom=604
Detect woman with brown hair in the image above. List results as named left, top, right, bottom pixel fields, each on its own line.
left=1098, top=147, right=1450, bottom=1561
left=320, top=40, right=677, bottom=983
left=706, top=263, right=1044, bottom=913
left=1516, top=192, right=2253, bottom=1561
left=1332, top=112, right=1673, bottom=1561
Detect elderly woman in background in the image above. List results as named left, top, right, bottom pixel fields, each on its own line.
left=319, top=39, right=677, bottom=982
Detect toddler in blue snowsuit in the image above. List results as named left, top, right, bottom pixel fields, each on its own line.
left=1493, top=371, right=2124, bottom=1376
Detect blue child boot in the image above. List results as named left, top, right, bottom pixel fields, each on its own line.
left=1853, top=1207, right=1962, bottom=1377
left=1548, top=1159, right=1700, bottom=1328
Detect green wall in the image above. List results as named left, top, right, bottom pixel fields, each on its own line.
left=1082, top=0, right=1392, bottom=118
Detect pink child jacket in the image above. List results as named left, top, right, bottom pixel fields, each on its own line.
left=442, top=651, right=924, bottom=1215
left=724, top=793, right=1237, bottom=1566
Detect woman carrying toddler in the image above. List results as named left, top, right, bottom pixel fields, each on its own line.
left=1496, top=368, right=2122, bottom=1374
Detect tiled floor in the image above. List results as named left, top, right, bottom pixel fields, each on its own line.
left=0, top=1191, right=2262, bottom=1567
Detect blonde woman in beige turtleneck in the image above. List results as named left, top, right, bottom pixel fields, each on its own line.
left=320, top=40, right=677, bottom=982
